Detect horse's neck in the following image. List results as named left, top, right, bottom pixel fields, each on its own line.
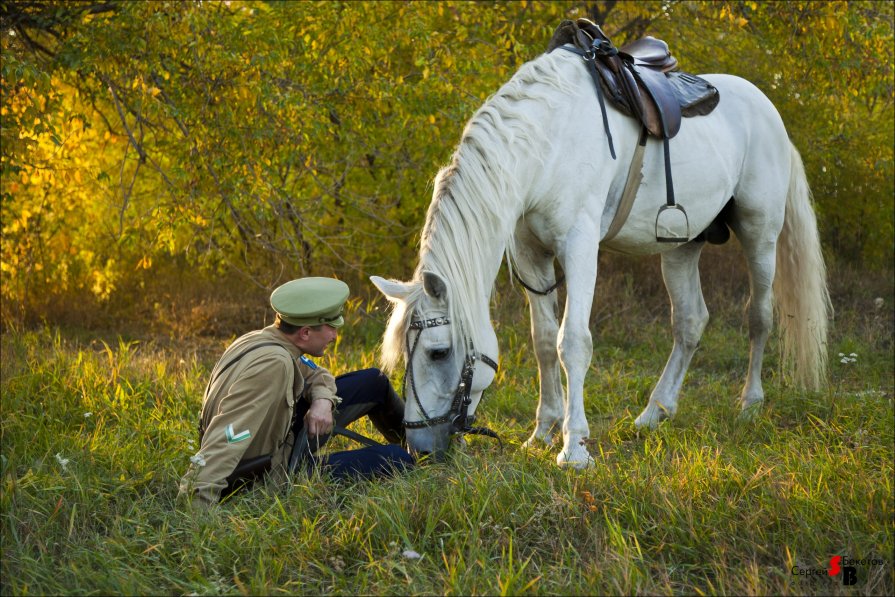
left=420, top=209, right=512, bottom=304
left=418, top=178, right=523, bottom=350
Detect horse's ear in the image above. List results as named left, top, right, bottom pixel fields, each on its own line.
left=422, top=271, right=448, bottom=301
left=370, top=276, right=413, bottom=302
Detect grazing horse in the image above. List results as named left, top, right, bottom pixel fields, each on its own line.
left=370, top=44, right=831, bottom=467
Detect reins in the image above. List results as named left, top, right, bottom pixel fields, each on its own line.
left=402, top=315, right=502, bottom=447
left=512, top=269, right=564, bottom=296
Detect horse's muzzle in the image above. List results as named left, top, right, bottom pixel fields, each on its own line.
left=405, top=424, right=452, bottom=460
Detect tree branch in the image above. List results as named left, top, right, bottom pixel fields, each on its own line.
left=103, top=77, right=148, bottom=163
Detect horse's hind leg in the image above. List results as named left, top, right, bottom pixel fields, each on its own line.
left=511, top=230, right=564, bottom=447
left=635, top=242, right=708, bottom=429
left=523, top=286, right=564, bottom=447
left=730, top=227, right=777, bottom=416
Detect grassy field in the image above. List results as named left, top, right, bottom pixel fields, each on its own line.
left=2, top=254, right=893, bottom=595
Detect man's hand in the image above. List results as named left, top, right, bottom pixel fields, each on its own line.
left=304, top=399, right=334, bottom=438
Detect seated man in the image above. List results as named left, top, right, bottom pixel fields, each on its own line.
left=179, top=277, right=412, bottom=507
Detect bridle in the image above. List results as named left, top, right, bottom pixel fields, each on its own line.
left=402, top=315, right=502, bottom=444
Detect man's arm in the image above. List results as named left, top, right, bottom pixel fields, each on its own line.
left=299, top=358, right=339, bottom=403
left=179, top=355, right=292, bottom=506
left=298, top=357, right=340, bottom=439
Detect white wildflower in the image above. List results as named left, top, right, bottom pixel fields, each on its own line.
left=402, top=549, right=423, bottom=560
left=84, top=412, right=93, bottom=418
left=874, top=297, right=884, bottom=310
left=190, top=453, right=207, bottom=467
left=838, top=352, right=857, bottom=364
left=55, top=453, right=70, bottom=469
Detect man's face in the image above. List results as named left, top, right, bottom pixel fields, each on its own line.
left=299, top=324, right=338, bottom=357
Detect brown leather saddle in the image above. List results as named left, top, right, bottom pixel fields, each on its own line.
left=548, top=19, right=718, bottom=142
left=548, top=19, right=720, bottom=242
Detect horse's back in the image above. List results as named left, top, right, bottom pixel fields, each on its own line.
left=699, top=73, right=793, bottom=210
left=599, top=72, right=792, bottom=253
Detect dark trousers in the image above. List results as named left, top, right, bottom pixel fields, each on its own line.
left=291, top=368, right=413, bottom=479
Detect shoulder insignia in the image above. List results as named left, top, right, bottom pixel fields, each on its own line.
left=299, top=355, right=318, bottom=369
left=225, top=423, right=251, bottom=443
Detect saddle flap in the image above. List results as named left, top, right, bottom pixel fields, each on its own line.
left=630, top=65, right=682, bottom=138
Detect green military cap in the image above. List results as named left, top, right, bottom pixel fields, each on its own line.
left=270, top=277, right=350, bottom=328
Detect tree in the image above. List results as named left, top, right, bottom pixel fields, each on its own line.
left=2, top=1, right=891, bottom=325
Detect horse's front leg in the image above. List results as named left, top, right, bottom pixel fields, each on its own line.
left=556, top=218, right=599, bottom=468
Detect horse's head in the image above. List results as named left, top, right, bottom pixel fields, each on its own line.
left=371, top=271, right=499, bottom=460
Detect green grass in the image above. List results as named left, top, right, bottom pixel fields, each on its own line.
left=2, top=262, right=893, bottom=595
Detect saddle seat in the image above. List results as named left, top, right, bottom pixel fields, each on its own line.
left=620, top=36, right=678, bottom=72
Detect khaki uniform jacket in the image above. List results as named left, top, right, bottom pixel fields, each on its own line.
left=178, top=325, right=338, bottom=505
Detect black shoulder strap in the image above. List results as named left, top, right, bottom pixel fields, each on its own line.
left=209, top=342, right=289, bottom=386
left=198, top=342, right=292, bottom=439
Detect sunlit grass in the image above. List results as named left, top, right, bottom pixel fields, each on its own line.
left=2, top=265, right=893, bottom=595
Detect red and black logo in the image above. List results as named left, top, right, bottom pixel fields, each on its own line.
left=792, top=555, right=885, bottom=586
left=828, top=555, right=857, bottom=586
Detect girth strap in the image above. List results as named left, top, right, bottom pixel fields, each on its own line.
left=603, top=126, right=648, bottom=243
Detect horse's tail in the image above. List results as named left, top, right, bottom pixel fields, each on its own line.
left=773, top=143, right=832, bottom=390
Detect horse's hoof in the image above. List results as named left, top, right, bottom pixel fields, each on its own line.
left=634, top=403, right=674, bottom=429
left=522, top=432, right=555, bottom=449
left=737, top=399, right=764, bottom=421
left=556, top=447, right=595, bottom=469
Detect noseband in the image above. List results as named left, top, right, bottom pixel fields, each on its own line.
left=403, top=316, right=501, bottom=444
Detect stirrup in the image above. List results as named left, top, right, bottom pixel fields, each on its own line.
left=655, top=203, right=690, bottom=243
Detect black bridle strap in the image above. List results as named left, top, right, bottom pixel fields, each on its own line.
left=512, top=269, right=565, bottom=296
left=402, top=316, right=500, bottom=441
left=404, top=323, right=436, bottom=425
left=464, top=425, right=504, bottom=449
left=479, top=353, right=499, bottom=373
left=333, top=424, right=382, bottom=448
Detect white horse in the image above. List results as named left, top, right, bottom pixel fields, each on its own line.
left=371, top=46, right=831, bottom=466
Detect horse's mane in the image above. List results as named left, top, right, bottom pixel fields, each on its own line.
left=380, top=52, right=573, bottom=372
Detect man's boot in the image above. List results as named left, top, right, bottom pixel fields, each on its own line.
left=368, top=385, right=406, bottom=445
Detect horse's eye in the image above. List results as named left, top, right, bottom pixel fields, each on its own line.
left=429, top=348, right=450, bottom=361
